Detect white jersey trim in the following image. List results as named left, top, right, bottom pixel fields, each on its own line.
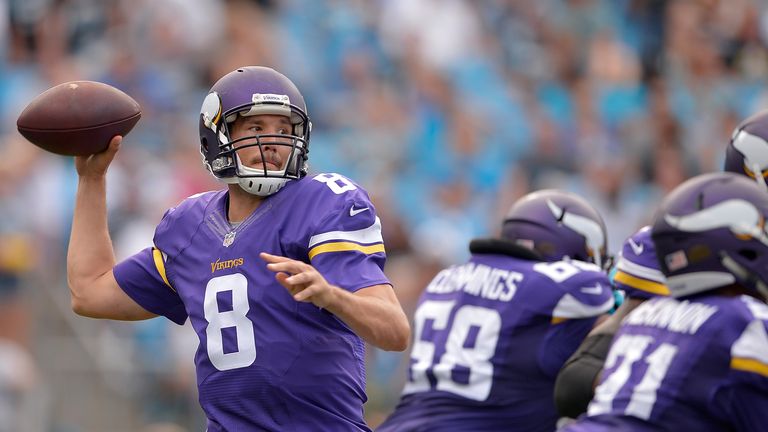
left=732, top=319, right=768, bottom=364
left=308, top=217, right=383, bottom=248
left=552, top=294, right=614, bottom=319
left=615, top=256, right=665, bottom=283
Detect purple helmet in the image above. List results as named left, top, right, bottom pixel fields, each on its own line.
left=651, top=172, right=768, bottom=299
left=501, top=190, right=608, bottom=268
left=199, top=66, right=311, bottom=196
left=612, top=226, right=669, bottom=299
left=725, top=110, right=768, bottom=191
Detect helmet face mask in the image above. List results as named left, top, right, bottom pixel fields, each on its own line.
left=199, top=67, right=312, bottom=196
left=501, top=189, right=609, bottom=268
left=652, top=172, right=768, bottom=300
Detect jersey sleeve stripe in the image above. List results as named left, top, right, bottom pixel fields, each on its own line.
left=308, top=241, right=385, bottom=260
left=613, top=271, right=670, bottom=296
left=731, top=357, right=768, bottom=377
left=731, top=319, right=768, bottom=366
left=152, top=247, right=175, bottom=291
left=615, top=257, right=665, bottom=283
left=308, top=217, right=383, bottom=248
left=552, top=294, right=614, bottom=319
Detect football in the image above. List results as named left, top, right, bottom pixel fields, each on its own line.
left=16, top=81, right=141, bottom=156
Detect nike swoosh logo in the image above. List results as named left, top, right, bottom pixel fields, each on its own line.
left=580, top=284, right=603, bottom=295
left=628, top=238, right=644, bottom=255
left=349, top=206, right=370, bottom=217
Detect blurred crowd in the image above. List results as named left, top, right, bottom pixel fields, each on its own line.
left=2, top=0, right=768, bottom=430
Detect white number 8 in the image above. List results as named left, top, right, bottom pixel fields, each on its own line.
left=313, top=173, right=358, bottom=194
left=204, top=274, right=256, bottom=371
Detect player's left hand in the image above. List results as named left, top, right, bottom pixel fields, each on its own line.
left=260, top=252, right=337, bottom=308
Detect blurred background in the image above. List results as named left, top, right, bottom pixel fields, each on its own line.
left=1, top=0, right=767, bottom=430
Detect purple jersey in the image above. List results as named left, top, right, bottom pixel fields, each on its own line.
left=113, top=173, right=389, bottom=432
left=377, top=252, right=614, bottom=432
left=563, top=295, right=768, bottom=431
left=612, top=226, right=669, bottom=300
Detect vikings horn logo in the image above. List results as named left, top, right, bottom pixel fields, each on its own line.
left=664, top=199, right=768, bottom=246
left=200, top=92, right=222, bottom=130
left=733, top=130, right=768, bottom=189
left=547, top=199, right=605, bottom=268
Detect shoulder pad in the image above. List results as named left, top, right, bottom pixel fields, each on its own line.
left=529, top=260, right=615, bottom=319
left=154, top=190, right=221, bottom=256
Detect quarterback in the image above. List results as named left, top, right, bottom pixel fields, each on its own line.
left=66, top=66, right=410, bottom=431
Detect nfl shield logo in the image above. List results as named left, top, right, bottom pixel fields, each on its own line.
left=223, top=231, right=237, bottom=247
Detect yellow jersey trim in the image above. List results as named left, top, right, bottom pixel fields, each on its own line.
left=731, top=357, right=768, bottom=378
left=308, top=242, right=385, bottom=260
left=551, top=317, right=568, bottom=325
left=614, top=271, right=670, bottom=296
left=152, top=247, right=175, bottom=291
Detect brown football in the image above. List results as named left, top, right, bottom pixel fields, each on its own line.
left=16, top=81, right=141, bottom=156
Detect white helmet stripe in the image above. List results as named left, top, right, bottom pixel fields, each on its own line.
left=664, top=199, right=768, bottom=245
left=547, top=200, right=605, bottom=266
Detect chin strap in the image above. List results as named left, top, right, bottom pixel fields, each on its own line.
left=237, top=176, right=289, bottom=196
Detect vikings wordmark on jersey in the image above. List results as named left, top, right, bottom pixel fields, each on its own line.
left=113, top=173, right=387, bottom=432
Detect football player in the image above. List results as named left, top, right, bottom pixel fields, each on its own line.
left=725, top=109, right=768, bottom=190
left=562, top=172, right=768, bottom=431
left=554, top=108, right=768, bottom=421
left=66, top=66, right=410, bottom=431
left=553, top=226, right=669, bottom=420
left=377, top=190, right=615, bottom=432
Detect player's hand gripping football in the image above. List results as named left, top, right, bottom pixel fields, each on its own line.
left=75, top=135, right=122, bottom=179
left=261, top=252, right=337, bottom=308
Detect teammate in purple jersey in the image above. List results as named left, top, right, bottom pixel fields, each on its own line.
left=66, top=66, right=410, bottom=431
left=562, top=172, right=768, bottom=431
left=377, top=190, right=615, bottom=432
left=556, top=109, right=768, bottom=422
left=554, top=226, right=668, bottom=420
